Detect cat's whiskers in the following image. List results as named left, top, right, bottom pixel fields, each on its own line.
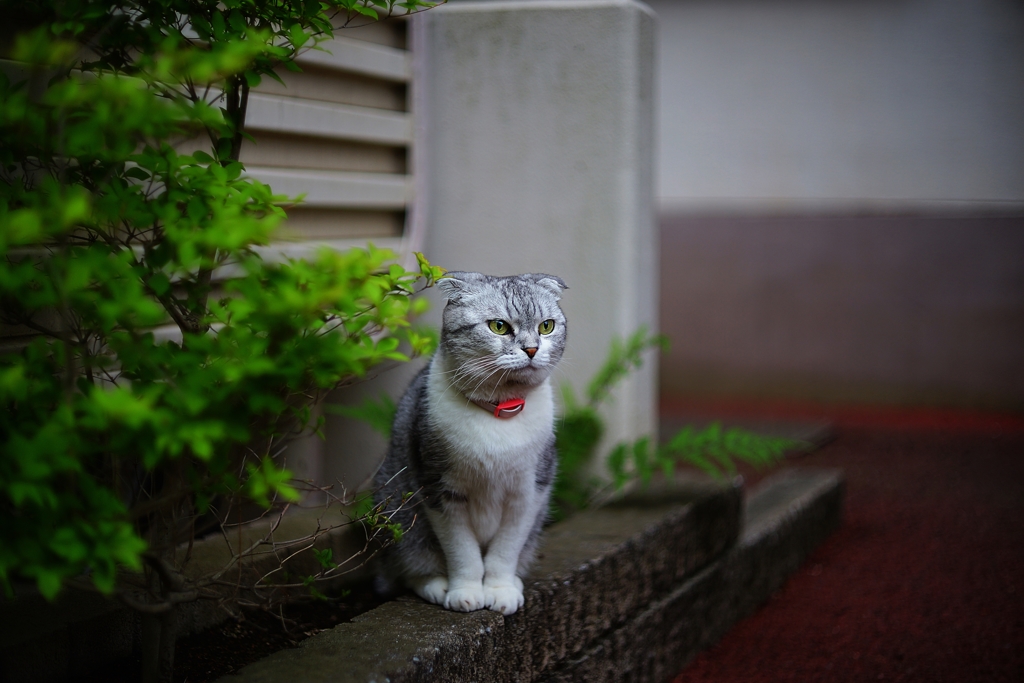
left=466, top=363, right=507, bottom=399
left=439, top=369, right=483, bottom=399
left=486, top=368, right=514, bottom=402
left=550, top=359, right=577, bottom=382
left=439, top=355, right=500, bottom=398
left=451, top=356, right=499, bottom=387
left=438, top=355, right=493, bottom=384
left=550, top=356, right=579, bottom=384
left=433, top=355, right=492, bottom=377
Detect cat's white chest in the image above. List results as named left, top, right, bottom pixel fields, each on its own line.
left=426, top=366, right=555, bottom=480
left=427, top=368, right=553, bottom=544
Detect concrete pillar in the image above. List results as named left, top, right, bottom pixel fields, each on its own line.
left=413, top=0, right=658, bottom=470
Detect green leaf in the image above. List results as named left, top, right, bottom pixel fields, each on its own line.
left=585, top=326, right=667, bottom=409
left=227, top=9, right=246, bottom=34
left=555, top=408, right=603, bottom=477
left=353, top=495, right=377, bottom=519
left=288, top=23, right=310, bottom=50
left=148, top=272, right=171, bottom=296
left=607, top=443, right=630, bottom=489
left=245, top=457, right=300, bottom=506
left=304, top=577, right=329, bottom=601
left=313, top=547, right=337, bottom=570
left=211, top=10, right=226, bottom=38
left=37, top=572, right=63, bottom=601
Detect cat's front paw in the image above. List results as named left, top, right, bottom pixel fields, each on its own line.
left=410, top=575, right=448, bottom=606
left=444, top=585, right=487, bottom=612
left=484, top=583, right=525, bottom=616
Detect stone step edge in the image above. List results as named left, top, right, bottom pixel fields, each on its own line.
left=217, top=479, right=745, bottom=683
left=217, top=469, right=842, bottom=683
left=536, top=468, right=845, bottom=682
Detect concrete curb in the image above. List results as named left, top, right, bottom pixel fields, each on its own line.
left=537, top=469, right=845, bottom=683
left=217, top=468, right=843, bottom=683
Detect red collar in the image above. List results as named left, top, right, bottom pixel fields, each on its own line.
left=467, top=396, right=526, bottom=419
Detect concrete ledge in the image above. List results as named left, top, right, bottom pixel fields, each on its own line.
left=536, top=469, right=845, bottom=683
left=218, top=480, right=741, bottom=683
left=218, top=468, right=843, bottom=683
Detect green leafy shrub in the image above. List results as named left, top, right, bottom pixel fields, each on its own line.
left=0, top=5, right=441, bottom=679
left=551, top=327, right=803, bottom=518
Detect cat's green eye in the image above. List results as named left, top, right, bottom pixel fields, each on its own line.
left=488, top=319, right=511, bottom=335
left=539, top=319, right=556, bottom=335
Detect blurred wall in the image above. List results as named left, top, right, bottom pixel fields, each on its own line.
left=649, top=0, right=1024, bottom=410
left=415, top=0, right=659, bottom=463
left=650, top=0, right=1024, bottom=207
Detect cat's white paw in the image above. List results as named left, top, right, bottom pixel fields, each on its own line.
left=445, top=585, right=487, bottom=612
left=410, top=575, right=448, bottom=605
left=484, top=584, right=524, bottom=616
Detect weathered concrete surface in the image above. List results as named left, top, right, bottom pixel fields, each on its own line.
left=211, top=598, right=505, bottom=683
left=219, top=470, right=843, bottom=683
left=218, top=479, right=741, bottom=683
left=493, top=482, right=741, bottom=681
left=536, top=469, right=845, bottom=683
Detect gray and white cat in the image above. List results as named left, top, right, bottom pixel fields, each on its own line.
left=373, top=271, right=568, bottom=615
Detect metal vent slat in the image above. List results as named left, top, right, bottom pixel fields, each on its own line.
left=246, top=167, right=410, bottom=209
left=295, top=35, right=411, bottom=82
left=245, top=94, right=412, bottom=146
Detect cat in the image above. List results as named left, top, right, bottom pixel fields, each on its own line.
left=373, top=271, right=568, bottom=615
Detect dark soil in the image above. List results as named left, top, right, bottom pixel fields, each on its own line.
left=671, top=421, right=1024, bottom=683
left=79, top=583, right=385, bottom=683
left=173, top=588, right=386, bottom=683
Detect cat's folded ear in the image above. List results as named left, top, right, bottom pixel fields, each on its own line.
left=436, top=271, right=482, bottom=303
left=525, top=273, right=568, bottom=299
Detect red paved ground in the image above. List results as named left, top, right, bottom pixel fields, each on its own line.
left=668, top=413, right=1024, bottom=683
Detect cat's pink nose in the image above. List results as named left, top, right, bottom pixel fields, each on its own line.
left=524, top=347, right=538, bottom=358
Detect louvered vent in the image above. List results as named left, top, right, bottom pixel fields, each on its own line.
left=243, top=20, right=411, bottom=255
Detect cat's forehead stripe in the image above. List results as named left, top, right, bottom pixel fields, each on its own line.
left=510, top=280, right=548, bottom=317
left=507, top=287, right=531, bottom=319
left=444, top=273, right=564, bottom=329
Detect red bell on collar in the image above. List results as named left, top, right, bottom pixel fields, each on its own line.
left=492, top=397, right=525, bottom=418
left=466, top=395, right=526, bottom=418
